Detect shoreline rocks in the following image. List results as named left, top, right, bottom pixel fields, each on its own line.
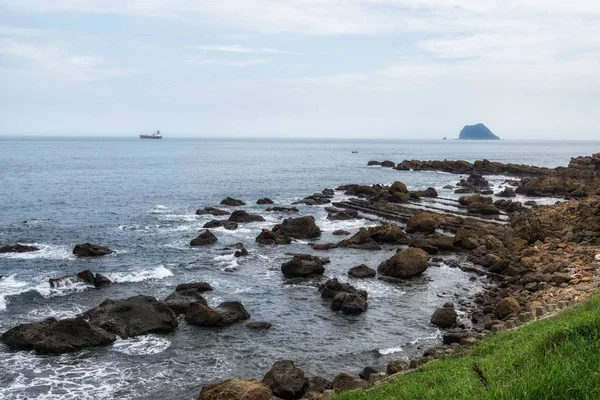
left=378, top=248, right=429, bottom=279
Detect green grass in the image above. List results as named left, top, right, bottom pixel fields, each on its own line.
left=336, top=294, right=600, bottom=400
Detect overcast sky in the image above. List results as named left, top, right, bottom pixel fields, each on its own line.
left=1, top=1, right=599, bottom=139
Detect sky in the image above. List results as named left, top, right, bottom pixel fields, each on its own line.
left=0, top=1, right=599, bottom=139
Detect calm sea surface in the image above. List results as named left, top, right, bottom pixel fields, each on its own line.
left=1, top=137, right=599, bottom=399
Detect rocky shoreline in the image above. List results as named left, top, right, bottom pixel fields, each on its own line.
left=2, top=153, right=600, bottom=400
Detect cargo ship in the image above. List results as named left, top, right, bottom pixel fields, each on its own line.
left=140, top=130, right=162, bottom=139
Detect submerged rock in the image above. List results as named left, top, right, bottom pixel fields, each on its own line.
left=83, top=295, right=178, bottom=339
left=73, top=243, right=114, bottom=257
left=377, top=248, right=429, bottom=279
left=266, top=206, right=299, bottom=213
left=176, top=282, right=213, bottom=292
left=220, top=197, right=246, bottom=206
left=0, top=244, right=40, bottom=253
left=0, top=317, right=116, bottom=354
left=257, top=198, right=274, bottom=205
left=229, top=210, right=266, bottom=223
left=319, top=278, right=368, bottom=300
left=196, top=207, right=230, bottom=216
left=198, top=379, right=272, bottom=400
left=348, top=264, right=376, bottom=278
left=185, top=301, right=250, bottom=327
left=203, top=219, right=238, bottom=230
left=273, top=216, right=321, bottom=239
left=331, top=292, right=367, bottom=314
left=49, top=269, right=112, bottom=289
left=247, top=321, right=272, bottom=331
left=262, top=360, right=308, bottom=400
left=164, top=289, right=207, bottom=315
left=332, top=230, right=351, bottom=236
left=190, top=230, right=218, bottom=246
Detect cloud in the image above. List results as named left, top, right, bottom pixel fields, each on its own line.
left=188, top=58, right=272, bottom=67
left=189, top=44, right=285, bottom=54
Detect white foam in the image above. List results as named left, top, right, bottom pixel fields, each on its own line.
left=105, top=265, right=173, bottom=283
left=595, top=254, right=600, bottom=261
left=378, top=346, right=405, bottom=355
left=112, top=335, right=171, bottom=355
left=214, top=254, right=239, bottom=271
left=149, top=204, right=171, bottom=214
left=0, top=275, right=32, bottom=311
left=0, top=243, right=73, bottom=260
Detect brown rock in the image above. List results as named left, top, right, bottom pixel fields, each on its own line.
left=348, top=264, right=376, bottom=278
left=198, top=379, right=272, bottom=400
left=495, top=297, right=521, bottom=319
left=377, top=248, right=429, bottom=278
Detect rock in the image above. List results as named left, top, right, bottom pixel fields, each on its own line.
left=377, top=248, right=429, bottom=279
left=368, top=224, right=409, bottom=244
left=256, top=229, right=292, bottom=245
left=191, top=230, right=218, bottom=246
left=266, top=206, right=299, bottom=213
left=281, top=255, right=325, bottom=278
left=0, top=317, right=116, bottom=354
left=327, top=210, right=359, bottom=221
left=456, top=175, right=491, bottom=194
left=410, top=236, right=456, bottom=254
left=381, top=160, right=396, bottom=168
left=307, top=376, right=332, bottom=394
left=458, top=194, right=493, bottom=206
left=274, top=216, right=321, bottom=239
left=367, top=161, right=382, bottom=166
left=322, top=188, right=335, bottom=196
left=430, top=306, right=458, bottom=328
left=229, top=210, right=266, bottom=223
left=467, top=202, right=500, bottom=215
left=49, top=270, right=112, bottom=289
left=358, top=366, right=378, bottom=381
left=386, top=360, right=409, bottom=375
left=331, top=373, right=367, bottom=393
left=0, top=244, right=40, bottom=253
left=319, top=278, right=368, bottom=300
left=247, top=322, right=272, bottom=331
left=458, top=123, right=500, bottom=140
left=348, top=264, right=376, bottom=278
left=176, top=282, right=213, bottom=292
left=234, top=244, right=249, bottom=257
left=412, top=187, right=439, bottom=198
left=332, top=230, right=351, bottom=236
left=220, top=197, right=246, bottom=206
left=331, top=292, right=368, bottom=314
left=262, top=360, right=308, bottom=400
left=390, top=181, right=409, bottom=194
left=496, top=187, right=516, bottom=197
left=185, top=301, right=250, bottom=327
left=72, top=243, right=114, bottom=257
left=495, top=297, right=521, bottom=319
left=83, top=296, right=178, bottom=339
left=309, top=243, right=339, bottom=251
left=257, top=198, right=274, bottom=205
left=196, top=207, right=230, bottom=216
left=203, top=219, right=238, bottom=230
left=406, top=213, right=439, bottom=234
left=165, top=289, right=207, bottom=315
left=198, top=379, right=272, bottom=400
left=322, top=390, right=335, bottom=400
left=442, top=331, right=467, bottom=345
left=338, top=229, right=381, bottom=250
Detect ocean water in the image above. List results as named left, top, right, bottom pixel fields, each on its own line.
left=1, top=137, right=600, bottom=400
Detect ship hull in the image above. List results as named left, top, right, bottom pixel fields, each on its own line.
left=139, top=135, right=162, bottom=139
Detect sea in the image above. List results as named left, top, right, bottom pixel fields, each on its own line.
left=1, top=137, right=600, bottom=400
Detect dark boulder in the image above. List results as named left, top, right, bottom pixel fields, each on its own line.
left=176, top=282, right=213, bottom=292
left=367, top=161, right=382, bottom=166
left=234, top=243, right=249, bottom=257
left=229, top=210, right=266, bottom=223
left=262, top=360, right=308, bottom=400
left=359, top=366, right=379, bottom=381
left=430, top=305, right=458, bottom=328
left=309, top=242, right=339, bottom=250
left=256, top=229, right=292, bottom=245
left=49, top=269, right=112, bottom=289
left=0, top=244, right=40, bottom=253
left=331, top=292, right=367, bottom=314
left=281, top=255, right=325, bottom=278
left=164, top=289, right=207, bottom=315
left=338, top=229, right=381, bottom=250
left=185, top=301, right=250, bottom=327
left=73, top=243, right=114, bottom=257
left=196, top=207, right=230, bottom=216
left=0, top=317, right=116, bottom=354
left=368, top=224, right=409, bottom=244
left=220, top=197, right=246, bottom=206
left=381, top=160, right=396, bottom=168
left=266, top=206, right=299, bottom=213
left=332, top=373, right=367, bottom=393
left=406, top=213, right=439, bottom=234
left=257, top=198, right=274, bottom=205
left=191, top=230, right=218, bottom=246
left=496, top=187, right=516, bottom=197
left=327, top=209, right=359, bottom=221
left=203, top=219, right=238, bottom=230
left=307, top=376, right=332, bottom=393
left=348, top=264, right=376, bottom=278
left=332, top=230, right=351, bottom=236
left=377, top=248, right=429, bottom=278
left=387, top=360, right=409, bottom=375
left=84, top=295, right=178, bottom=339
left=319, top=278, right=368, bottom=300
left=274, top=216, right=321, bottom=239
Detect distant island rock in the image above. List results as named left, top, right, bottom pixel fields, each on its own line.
left=459, top=124, right=500, bottom=140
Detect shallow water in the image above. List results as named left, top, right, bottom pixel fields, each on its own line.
left=1, top=137, right=600, bottom=399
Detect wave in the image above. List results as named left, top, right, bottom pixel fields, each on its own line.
left=105, top=265, right=174, bottom=283
left=148, top=205, right=171, bottom=214
left=112, top=335, right=171, bottom=356
left=0, top=243, right=73, bottom=260
left=0, top=275, right=29, bottom=311
left=378, top=331, right=441, bottom=355
left=213, top=254, right=239, bottom=271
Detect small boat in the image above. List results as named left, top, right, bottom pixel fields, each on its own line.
left=140, top=130, right=162, bottom=139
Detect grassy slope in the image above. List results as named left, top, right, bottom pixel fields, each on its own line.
left=336, top=294, right=600, bottom=400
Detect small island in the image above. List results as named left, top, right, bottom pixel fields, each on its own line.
left=459, top=123, right=500, bottom=140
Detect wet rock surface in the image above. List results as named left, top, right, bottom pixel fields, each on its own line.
left=73, top=243, right=114, bottom=257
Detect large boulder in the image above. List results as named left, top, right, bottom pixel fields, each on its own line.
left=368, top=224, right=409, bottom=244
left=49, top=269, right=112, bottom=289
left=377, top=248, right=429, bottom=278
left=198, top=379, right=272, bottom=400
left=73, top=243, right=114, bottom=257
left=220, top=197, right=246, bottom=206
left=0, top=317, right=116, bottom=354
left=191, top=230, right=218, bottom=246
left=185, top=301, right=250, bottom=327
left=338, top=229, right=381, bottom=250
left=256, top=229, right=292, bottom=245
left=229, top=210, right=266, bottom=223
left=262, top=360, right=308, bottom=400
left=83, top=295, right=178, bottom=339
left=0, top=244, right=40, bottom=253
left=406, top=213, right=439, bottom=234
left=430, top=305, right=458, bottom=328
left=319, top=278, right=367, bottom=300
left=164, top=289, right=208, bottom=315
left=348, top=264, right=376, bottom=278
left=274, top=216, right=321, bottom=239
left=331, top=293, right=367, bottom=314
left=281, top=255, right=325, bottom=278
left=196, top=207, right=230, bottom=216
left=494, top=297, right=521, bottom=319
